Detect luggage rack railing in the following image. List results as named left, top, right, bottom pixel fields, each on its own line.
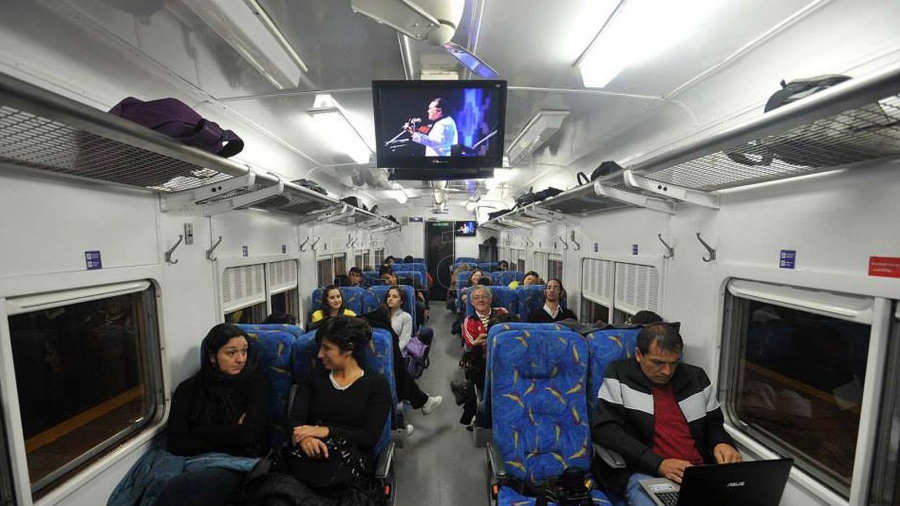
left=493, top=62, right=900, bottom=226
left=0, top=71, right=344, bottom=220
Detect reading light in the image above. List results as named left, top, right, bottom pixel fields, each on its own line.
left=577, top=0, right=714, bottom=88
left=308, top=94, right=373, bottom=164
left=506, top=110, right=570, bottom=164
left=186, top=0, right=308, bottom=90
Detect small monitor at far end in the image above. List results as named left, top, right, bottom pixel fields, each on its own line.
left=372, top=80, right=507, bottom=172
left=455, top=221, right=477, bottom=236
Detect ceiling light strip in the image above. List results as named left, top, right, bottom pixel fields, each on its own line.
left=244, top=0, right=309, bottom=73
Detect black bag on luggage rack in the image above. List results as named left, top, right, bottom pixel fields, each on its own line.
left=726, top=75, right=900, bottom=168
left=577, top=160, right=624, bottom=186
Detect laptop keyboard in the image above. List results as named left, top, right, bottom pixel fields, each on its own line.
left=656, top=491, right=680, bottom=506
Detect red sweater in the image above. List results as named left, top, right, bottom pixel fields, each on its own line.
left=462, top=307, right=508, bottom=349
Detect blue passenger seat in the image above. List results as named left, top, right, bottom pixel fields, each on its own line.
left=486, top=326, right=610, bottom=505
left=236, top=326, right=296, bottom=449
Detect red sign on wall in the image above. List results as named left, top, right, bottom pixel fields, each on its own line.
left=868, top=256, right=900, bottom=278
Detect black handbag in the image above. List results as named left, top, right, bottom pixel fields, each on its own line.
left=275, top=436, right=370, bottom=494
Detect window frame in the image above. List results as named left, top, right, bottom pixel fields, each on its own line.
left=1, top=279, right=165, bottom=501
left=580, top=256, right=662, bottom=325
left=718, top=277, right=892, bottom=504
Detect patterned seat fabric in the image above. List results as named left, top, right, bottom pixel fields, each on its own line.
left=412, top=257, right=425, bottom=264
left=489, top=328, right=609, bottom=505
left=398, top=271, right=425, bottom=288
left=464, top=286, right=519, bottom=317
left=491, top=270, right=524, bottom=286
left=479, top=262, right=499, bottom=272
left=483, top=323, right=567, bottom=416
left=392, top=262, right=426, bottom=278
left=584, top=328, right=642, bottom=416
left=238, top=327, right=295, bottom=449
left=290, top=327, right=396, bottom=458
left=455, top=257, right=478, bottom=265
left=516, top=285, right=547, bottom=321
left=237, top=323, right=306, bottom=340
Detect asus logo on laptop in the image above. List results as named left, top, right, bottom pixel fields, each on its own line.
left=726, top=481, right=746, bottom=488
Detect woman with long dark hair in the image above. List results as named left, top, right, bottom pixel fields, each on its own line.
left=310, top=285, right=356, bottom=325
left=159, top=323, right=270, bottom=504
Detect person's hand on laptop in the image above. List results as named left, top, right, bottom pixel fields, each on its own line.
left=714, top=443, right=742, bottom=464
left=658, top=458, right=692, bottom=483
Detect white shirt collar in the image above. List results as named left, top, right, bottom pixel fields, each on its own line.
left=543, top=303, right=560, bottom=318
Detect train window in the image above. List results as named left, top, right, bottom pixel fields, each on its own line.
left=316, top=254, right=348, bottom=287
left=5, top=281, right=162, bottom=498
left=582, top=258, right=614, bottom=324
left=268, top=260, right=299, bottom=318
left=0, top=405, right=14, bottom=505
left=222, top=264, right=267, bottom=323
left=374, top=248, right=385, bottom=267
left=722, top=279, right=875, bottom=497
left=354, top=249, right=371, bottom=269
left=613, top=262, right=659, bottom=323
left=333, top=254, right=347, bottom=279
left=869, top=304, right=900, bottom=505
left=548, top=256, right=563, bottom=281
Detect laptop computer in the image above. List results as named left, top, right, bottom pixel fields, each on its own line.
left=639, top=458, right=793, bottom=506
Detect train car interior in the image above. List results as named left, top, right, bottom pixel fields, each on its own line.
left=0, top=1, right=899, bottom=505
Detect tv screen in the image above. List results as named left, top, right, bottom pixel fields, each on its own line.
left=455, top=221, right=477, bottom=236
left=372, top=80, right=507, bottom=171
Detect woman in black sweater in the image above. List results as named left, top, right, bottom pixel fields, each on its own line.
left=159, top=323, right=270, bottom=505
left=287, top=317, right=391, bottom=458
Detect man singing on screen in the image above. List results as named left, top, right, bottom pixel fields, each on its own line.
left=406, top=97, right=458, bottom=156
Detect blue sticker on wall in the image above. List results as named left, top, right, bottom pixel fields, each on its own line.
left=632, top=244, right=639, bottom=255
left=593, top=243, right=599, bottom=253
left=242, top=245, right=249, bottom=257
left=409, top=217, right=424, bottom=223
left=780, top=250, right=796, bottom=269
left=85, top=250, right=102, bottom=270
left=281, top=244, right=287, bottom=254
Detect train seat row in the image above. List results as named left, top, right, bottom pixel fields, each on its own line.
left=311, top=285, right=421, bottom=330
left=455, top=284, right=567, bottom=324
left=482, top=322, right=644, bottom=506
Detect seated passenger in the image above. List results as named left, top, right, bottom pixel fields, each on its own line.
left=160, top=324, right=270, bottom=504
left=334, top=274, right=352, bottom=287
left=527, top=278, right=577, bottom=323
left=380, top=268, right=429, bottom=323
left=460, top=268, right=489, bottom=307
left=459, top=285, right=508, bottom=426
left=348, top=266, right=365, bottom=287
left=592, top=323, right=741, bottom=505
left=507, top=270, right=540, bottom=289
left=382, top=286, right=442, bottom=424
left=251, top=318, right=391, bottom=504
left=264, top=312, right=297, bottom=325
left=497, top=260, right=509, bottom=271
left=309, top=285, right=356, bottom=326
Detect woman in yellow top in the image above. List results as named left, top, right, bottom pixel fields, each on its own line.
left=310, top=285, right=356, bottom=325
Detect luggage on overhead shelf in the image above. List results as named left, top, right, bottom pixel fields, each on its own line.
left=577, top=160, right=624, bottom=185
left=292, top=178, right=328, bottom=195
left=727, top=75, right=899, bottom=169
left=109, top=97, right=244, bottom=157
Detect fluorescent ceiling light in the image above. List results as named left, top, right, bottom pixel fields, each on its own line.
left=186, top=0, right=307, bottom=90
left=506, top=110, right=570, bottom=164
left=577, top=0, right=714, bottom=88
left=308, top=94, right=373, bottom=164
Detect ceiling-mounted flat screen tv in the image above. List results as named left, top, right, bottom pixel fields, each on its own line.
left=455, top=220, right=477, bottom=236
left=372, top=80, right=507, bottom=171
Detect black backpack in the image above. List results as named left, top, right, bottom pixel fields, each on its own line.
left=577, top=160, right=623, bottom=185
left=727, top=75, right=898, bottom=168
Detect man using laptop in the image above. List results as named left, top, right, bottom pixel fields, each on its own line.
left=592, top=322, right=742, bottom=506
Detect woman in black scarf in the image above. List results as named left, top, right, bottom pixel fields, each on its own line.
left=157, top=323, right=270, bottom=505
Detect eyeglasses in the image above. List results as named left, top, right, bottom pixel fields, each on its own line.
left=471, top=295, right=490, bottom=301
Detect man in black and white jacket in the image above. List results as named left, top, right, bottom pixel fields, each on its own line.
left=591, top=322, right=741, bottom=506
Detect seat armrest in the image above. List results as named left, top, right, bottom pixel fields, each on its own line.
left=592, top=443, right=626, bottom=469
left=486, top=442, right=506, bottom=480
left=375, top=441, right=395, bottom=479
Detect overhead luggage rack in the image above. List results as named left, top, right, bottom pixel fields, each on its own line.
left=515, top=63, right=900, bottom=225
left=628, top=63, right=900, bottom=192
left=315, top=204, right=399, bottom=231
left=0, top=72, right=339, bottom=219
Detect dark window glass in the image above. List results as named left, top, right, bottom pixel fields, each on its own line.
left=728, top=298, right=870, bottom=496
left=270, top=289, right=299, bottom=320
left=8, top=286, right=161, bottom=498
left=581, top=298, right=610, bottom=325
left=224, top=301, right=266, bottom=324
left=548, top=259, right=563, bottom=281
left=317, top=258, right=333, bottom=288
